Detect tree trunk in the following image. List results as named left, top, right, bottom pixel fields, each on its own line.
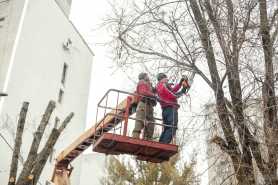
left=5, top=101, right=75, bottom=185
left=16, top=101, right=56, bottom=185
left=189, top=0, right=256, bottom=184
left=32, top=113, right=74, bottom=185
left=258, top=0, right=278, bottom=184
left=8, top=102, right=29, bottom=185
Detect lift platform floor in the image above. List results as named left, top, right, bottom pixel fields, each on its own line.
left=93, top=133, right=178, bottom=163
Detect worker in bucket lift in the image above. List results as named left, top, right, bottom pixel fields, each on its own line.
left=132, top=72, right=156, bottom=140
left=156, top=73, right=190, bottom=144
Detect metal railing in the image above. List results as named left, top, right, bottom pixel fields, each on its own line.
left=93, top=89, right=178, bottom=144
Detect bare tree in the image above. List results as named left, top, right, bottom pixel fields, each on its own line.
left=105, top=0, right=278, bottom=184
left=7, top=101, right=74, bottom=185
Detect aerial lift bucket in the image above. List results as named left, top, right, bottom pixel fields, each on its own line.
left=92, top=91, right=178, bottom=162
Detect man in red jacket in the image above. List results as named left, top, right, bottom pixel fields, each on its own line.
left=156, top=73, right=189, bottom=143
left=132, top=73, right=156, bottom=140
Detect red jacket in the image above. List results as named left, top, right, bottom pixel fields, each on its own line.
left=136, top=80, right=155, bottom=102
left=156, top=79, right=182, bottom=108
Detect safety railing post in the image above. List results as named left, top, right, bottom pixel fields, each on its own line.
left=113, top=91, right=120, bottom=134
left=123, top=96, right=132, bottom=136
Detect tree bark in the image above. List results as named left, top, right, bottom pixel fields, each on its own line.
left=8, top=102, right=29, bottom=185
left=259, top=0, right=278, bottom=184
left=189, top=0, right=255, bottom=184
left=31, top=113, right=74, bottom=185
left=16, top=101, right=56, bottom=185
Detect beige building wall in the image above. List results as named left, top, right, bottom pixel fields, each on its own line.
left=79, top=153, right=106, bottom=185
left=0, top=0, right=93, bottom=184
left=0, top=0, right=27, bottom=91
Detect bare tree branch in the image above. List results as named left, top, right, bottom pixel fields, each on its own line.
left=270, top=8, right=278, bottom=29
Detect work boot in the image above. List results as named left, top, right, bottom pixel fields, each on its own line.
left=143, top=136, right=153, bottom=141
left=132, top=131, right=140, bottom=139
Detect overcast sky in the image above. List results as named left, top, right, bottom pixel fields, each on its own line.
left=70, top=0, right=135, bottom=127
left=70, top=1, right=210, bottom=184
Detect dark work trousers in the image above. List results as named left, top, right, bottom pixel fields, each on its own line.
left=159, top=106, right=178, bottom=144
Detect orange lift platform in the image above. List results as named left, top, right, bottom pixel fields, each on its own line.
left=52, top=89, right=178, bottom=184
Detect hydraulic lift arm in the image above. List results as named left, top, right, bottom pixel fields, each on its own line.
left=51, top=94, right=137, bottom=185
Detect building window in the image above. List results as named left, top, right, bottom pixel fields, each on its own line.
left=61, top=63, right=68, bottom=85
left=0, top=17, right=5, bottom=28
left=58, top=89, right=64, bottom=104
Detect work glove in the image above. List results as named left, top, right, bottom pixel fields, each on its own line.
left=180, top=87, right=187, bottom=94
left=150, top=99, right=157, bottom=106
left=175, top=87, right=188, bottom=98
left=155, top=95, right=161, bottom=102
